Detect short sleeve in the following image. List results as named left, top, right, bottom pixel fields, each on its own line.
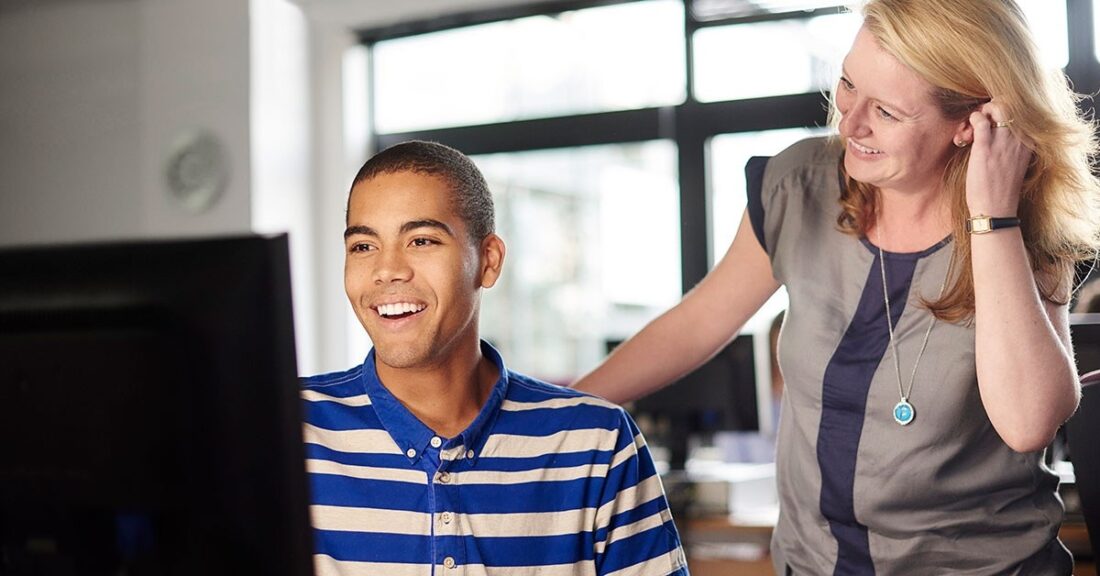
left=745, top=137, right=842, bottom=286
left=745, top=155, right=771, bottom=253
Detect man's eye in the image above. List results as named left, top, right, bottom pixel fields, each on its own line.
left=411, top=238, right=437, bottom=247
left=349, top=243, right=374, bottom=253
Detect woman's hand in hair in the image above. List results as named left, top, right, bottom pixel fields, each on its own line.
left=964, top=101, right=1034, bottom=217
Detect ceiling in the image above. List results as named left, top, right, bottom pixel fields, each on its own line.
left=292, top=0, right=544, bottom=30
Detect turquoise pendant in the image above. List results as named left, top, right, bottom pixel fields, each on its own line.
left=893, top=400, right=915, bottom=426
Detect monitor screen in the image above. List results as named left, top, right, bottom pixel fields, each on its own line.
left=621, top=332, right=771, bottom=469
left=0, top=235, right=313, bottom=576
left=1071, top=313, right=1100, bottom=375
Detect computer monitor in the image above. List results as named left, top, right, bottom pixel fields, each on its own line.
left=0, top=235, right=313, bottom=576
left=1071, top=313, right=1100, bottom=374
left=623, top=332, right=772, bottom=469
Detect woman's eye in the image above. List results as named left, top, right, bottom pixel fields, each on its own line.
left=876, top=106, right=896, bottom=120
left=840, top=77, right=855, bottom=90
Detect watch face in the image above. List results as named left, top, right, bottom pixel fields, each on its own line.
left=967, top=217, right=993, bottom=234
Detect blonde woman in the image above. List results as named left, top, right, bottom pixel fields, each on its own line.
left=574, top=0, right=1100, bottom=573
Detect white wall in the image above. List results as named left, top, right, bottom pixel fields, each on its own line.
left=306, top=24, right=366, bottom=373
left=0, top=1, right=144, bottom=245
left=140, top=0, right=252, bottom=237
left=0, top=0, right=252, bottom=247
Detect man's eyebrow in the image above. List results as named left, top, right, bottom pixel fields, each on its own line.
left=344, top=225, right=377, bottom=239
left=343, top=220, right=455, bottom=239
left=400, top=219, right=455, bottom=237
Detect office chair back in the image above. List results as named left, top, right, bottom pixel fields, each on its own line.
left=1066, top=370, right=1100, bottom=557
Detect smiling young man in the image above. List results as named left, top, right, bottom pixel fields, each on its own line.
left=300, top=141, right=688, bottom=576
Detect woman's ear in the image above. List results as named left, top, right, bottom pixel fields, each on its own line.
left=953, top=118, right=975, bottom=148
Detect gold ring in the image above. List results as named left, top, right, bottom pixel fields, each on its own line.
left=994, top=119, right=1014, bottom=128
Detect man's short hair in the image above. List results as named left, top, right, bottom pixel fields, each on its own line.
left=348, top=141, right=495, bottom=242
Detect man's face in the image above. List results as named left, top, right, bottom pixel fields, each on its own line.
left=344, top=170, right=502, bottom=371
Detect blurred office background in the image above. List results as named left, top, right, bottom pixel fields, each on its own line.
left=0, top=0, right=1083, bottom=384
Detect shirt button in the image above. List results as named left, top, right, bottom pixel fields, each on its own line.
left=440, top=511, right=453, bottom=524
left=438, top=471, right=451, bottom=484
left=406, top=448, right=416, bottom=458
left=430, top=436, right=442, bottom=448
left=466, top=450, right=475, bottom=459
left=442, top=557, right=456, bottom=569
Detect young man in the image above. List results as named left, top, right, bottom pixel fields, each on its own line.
left=301, top=141, right=689, bottom=576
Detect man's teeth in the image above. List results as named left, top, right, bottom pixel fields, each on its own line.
left=851, top=141, right=882, bottom=154
left=377, top=303, right=426, bottom=317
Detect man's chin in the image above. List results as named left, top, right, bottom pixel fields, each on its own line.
left=374, top=348, right=424, bottom=371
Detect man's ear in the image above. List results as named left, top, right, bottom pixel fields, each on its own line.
left=478, top=233, right=505, bottom=289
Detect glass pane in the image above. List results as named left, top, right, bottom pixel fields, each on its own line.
left=693, top=12, right=861, bottom=102
left=1016, top=0, right=1067, bottom=69
left=473, top=142, right=681, bottom=383
left=692, top=0, right=847, bottom=22
left=373, top=1, right=686, bottom=133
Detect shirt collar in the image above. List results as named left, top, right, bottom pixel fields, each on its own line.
left=360, top=340, right=510, bottom=466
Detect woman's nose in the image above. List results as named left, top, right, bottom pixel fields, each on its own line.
left=838, top=98, right=870, bottom=139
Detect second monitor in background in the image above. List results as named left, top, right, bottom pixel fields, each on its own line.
left=618, top=331, right=776, bottom=470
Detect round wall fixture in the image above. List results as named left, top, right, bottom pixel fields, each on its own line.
left=164, top=129, right=229, bottom=213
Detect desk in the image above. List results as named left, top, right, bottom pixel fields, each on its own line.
left=682, top=516, right=1095, bottom=576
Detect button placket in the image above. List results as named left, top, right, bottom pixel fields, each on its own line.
left=433, top=464, right=463, bottom=572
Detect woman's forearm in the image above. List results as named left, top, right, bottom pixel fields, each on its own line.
left=573, top=211, right=780, bottom=403
left=971, top=228, right=1079, bottom=452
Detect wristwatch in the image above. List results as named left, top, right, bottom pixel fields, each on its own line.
left=966, top=214, right=1020, bottom=234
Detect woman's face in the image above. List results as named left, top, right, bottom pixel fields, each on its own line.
left=835, top=25, right=969, bottom=197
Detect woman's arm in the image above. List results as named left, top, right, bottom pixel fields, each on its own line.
left=572, top=211, right=781, bottom=404
left=967, top=105, right=1080, bottom=453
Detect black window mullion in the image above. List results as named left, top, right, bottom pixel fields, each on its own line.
left=374, top=108, right=664, bottom=156
left=675, top=113, right=709, bottom=293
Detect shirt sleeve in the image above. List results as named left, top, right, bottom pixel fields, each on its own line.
left=746, top=137, right=839, bottom=287
left=745, top=155, right=771, bottom=254
left=593, top=408, right=690, bottom=576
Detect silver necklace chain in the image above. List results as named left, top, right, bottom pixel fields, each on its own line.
left=878, top=243, right=951, bottom=411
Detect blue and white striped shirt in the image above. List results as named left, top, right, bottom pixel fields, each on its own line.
left=301, top=342, right=689, bottom=576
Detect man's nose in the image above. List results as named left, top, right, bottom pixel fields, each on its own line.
left=373, top=248, right=412, bottom=284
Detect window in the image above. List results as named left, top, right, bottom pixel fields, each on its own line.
left=693, top=13, right=860, bottom=102
left=1016, top=0, right=1067, bottom=69
left=475, top=142, right=681, bottom=381
left=372, top=0, right=686, bottom=133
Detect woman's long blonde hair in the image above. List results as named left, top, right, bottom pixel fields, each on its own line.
left=831, top=0, right=1100, bottom=322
